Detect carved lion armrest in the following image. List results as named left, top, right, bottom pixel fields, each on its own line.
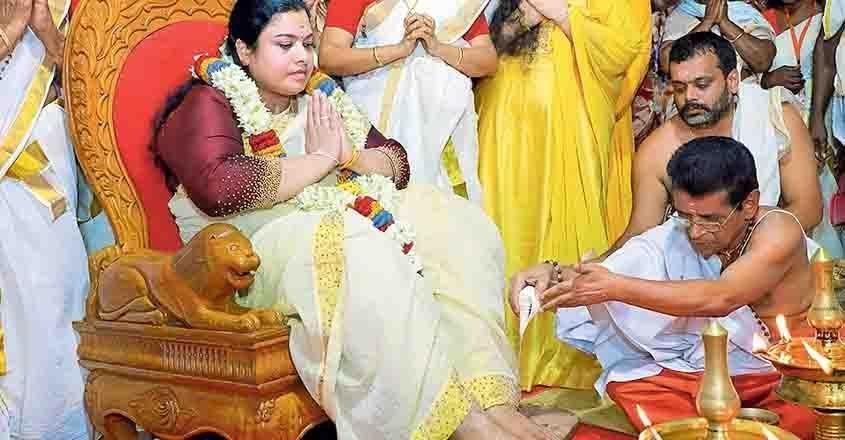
left=89, top=223, right=282, bottom=333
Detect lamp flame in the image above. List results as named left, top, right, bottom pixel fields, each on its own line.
left=801, top=340, right=834, bottom=375
left=635, top=404, right=664, bottom=440
left=752, top=333, right=770, bottom=353
left=761, top=425, right=780, bottom=440
left=776, top=315, right=792, bottom=342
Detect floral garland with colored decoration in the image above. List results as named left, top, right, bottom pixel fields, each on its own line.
left=290, top=174, right=422, bottom=274
left=193, top=48, right=420, bottom=274
left=194, top=54, right=284, bottom=157
left=194, top=45, right=370, bottom=157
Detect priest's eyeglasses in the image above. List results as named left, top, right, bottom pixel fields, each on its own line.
left=668, top=204, right=739, bottom=233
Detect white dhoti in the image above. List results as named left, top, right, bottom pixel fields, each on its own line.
left=0, top=104, right=90, bottom=440
left=555, top=220, right=772, bottom=396
left=731, top=81, right=794, bottom=207
left=0, top=1, right=91, bottom=437
left=768, top=12, right=844, bottom=258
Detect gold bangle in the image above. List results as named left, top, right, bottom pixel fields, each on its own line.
left=456, top=47, right=464, bottom=67
left=373, top=47, right=385, bottom=67
left=0, top=26, right=12, bottom=50
left=728, top=30, right=745, bottom=44
left=340, top=148, right=361, bottom=170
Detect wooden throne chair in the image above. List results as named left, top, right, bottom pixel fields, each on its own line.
left=63, top=0, right=326, bottom=438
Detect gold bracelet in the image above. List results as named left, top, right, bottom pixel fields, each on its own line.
left=340, top=148, right=361, bottom=170
left=728, top=30, right=746, bottom=44
left=373, top=47, right=385, bottom=67
left=456, top=47, right=464, bottom=67
left=0, top=26, right=12, bottom=50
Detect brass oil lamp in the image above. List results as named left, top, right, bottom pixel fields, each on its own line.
left=761, top=248, right=845, bottom=440
left=638, top=321, right=798, bottom=439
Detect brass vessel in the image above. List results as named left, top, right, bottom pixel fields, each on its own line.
left=807, top=248, right=845, bottom=345
left=639, top=322, right=798, bottom=440
left=697, top=321, right=742, bottom=439
left=761, top=248, right=845, bottom=440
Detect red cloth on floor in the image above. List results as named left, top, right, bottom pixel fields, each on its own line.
left=607, top=369, right=815, bottom=440
left=570, top=424, right=635, bottom=440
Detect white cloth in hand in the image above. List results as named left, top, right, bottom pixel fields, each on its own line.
left=519, top=285, right=542, bottom=337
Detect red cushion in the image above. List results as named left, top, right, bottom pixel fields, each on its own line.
left=113, top=21, right=227, bottom=251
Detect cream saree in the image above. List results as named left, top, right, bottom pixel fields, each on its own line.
left=169, top=96, right=519, bottom=440
left=340, top=0, right=488, bottom=203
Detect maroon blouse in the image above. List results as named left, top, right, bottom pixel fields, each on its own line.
left=155, top=85, right=409, bottom=217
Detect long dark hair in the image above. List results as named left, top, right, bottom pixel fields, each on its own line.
left=490, top=0, right=541, bottom=58
left=225, top=0, right=309, bottom=67
left=153, top=78, right=203, bottom=191
left=152, top=0, right=310, bottom=188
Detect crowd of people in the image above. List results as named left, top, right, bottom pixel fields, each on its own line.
left=0, top=0, right=843, bottom=438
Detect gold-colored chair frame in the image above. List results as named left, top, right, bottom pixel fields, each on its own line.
left=63, top=0, right=325, bottom=437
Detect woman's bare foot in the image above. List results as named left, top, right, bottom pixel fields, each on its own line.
left=451, top=406, right=518, bottom=440
left=486, top=404, right=565, bottom=440
left=521, top=405, right=580, bottom=439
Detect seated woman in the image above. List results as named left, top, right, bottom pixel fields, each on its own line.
left=154, top=1, right=566, bottom=438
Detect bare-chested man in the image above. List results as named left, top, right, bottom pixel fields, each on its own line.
left=519, top=137, right=817, bottom=439
left=508, top=32, right=820, bottom=313
left=624, top=31, right=820, bottom=254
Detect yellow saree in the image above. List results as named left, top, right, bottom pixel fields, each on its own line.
left=475, top=0, right=651, bottom=390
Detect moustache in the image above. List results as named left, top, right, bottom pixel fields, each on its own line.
left=681, top=103, right=711, bottom=114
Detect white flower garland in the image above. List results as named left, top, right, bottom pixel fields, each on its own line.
left=329, top=89, right=369, bottom=149
left=202, top=46, right=421, bottom=273
left=207, top=65, right=273, bottom=136
left=214, top=42, right=369, bottom=149
left=289, top=175, right=422, bottom=273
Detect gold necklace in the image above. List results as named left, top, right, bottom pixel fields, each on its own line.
left=718, top=219, right=755, bottom=269
left=269, top=97, right=296, bottom=115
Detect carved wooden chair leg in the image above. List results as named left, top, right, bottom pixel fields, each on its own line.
left=102, top=414, right=139, bottom=440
